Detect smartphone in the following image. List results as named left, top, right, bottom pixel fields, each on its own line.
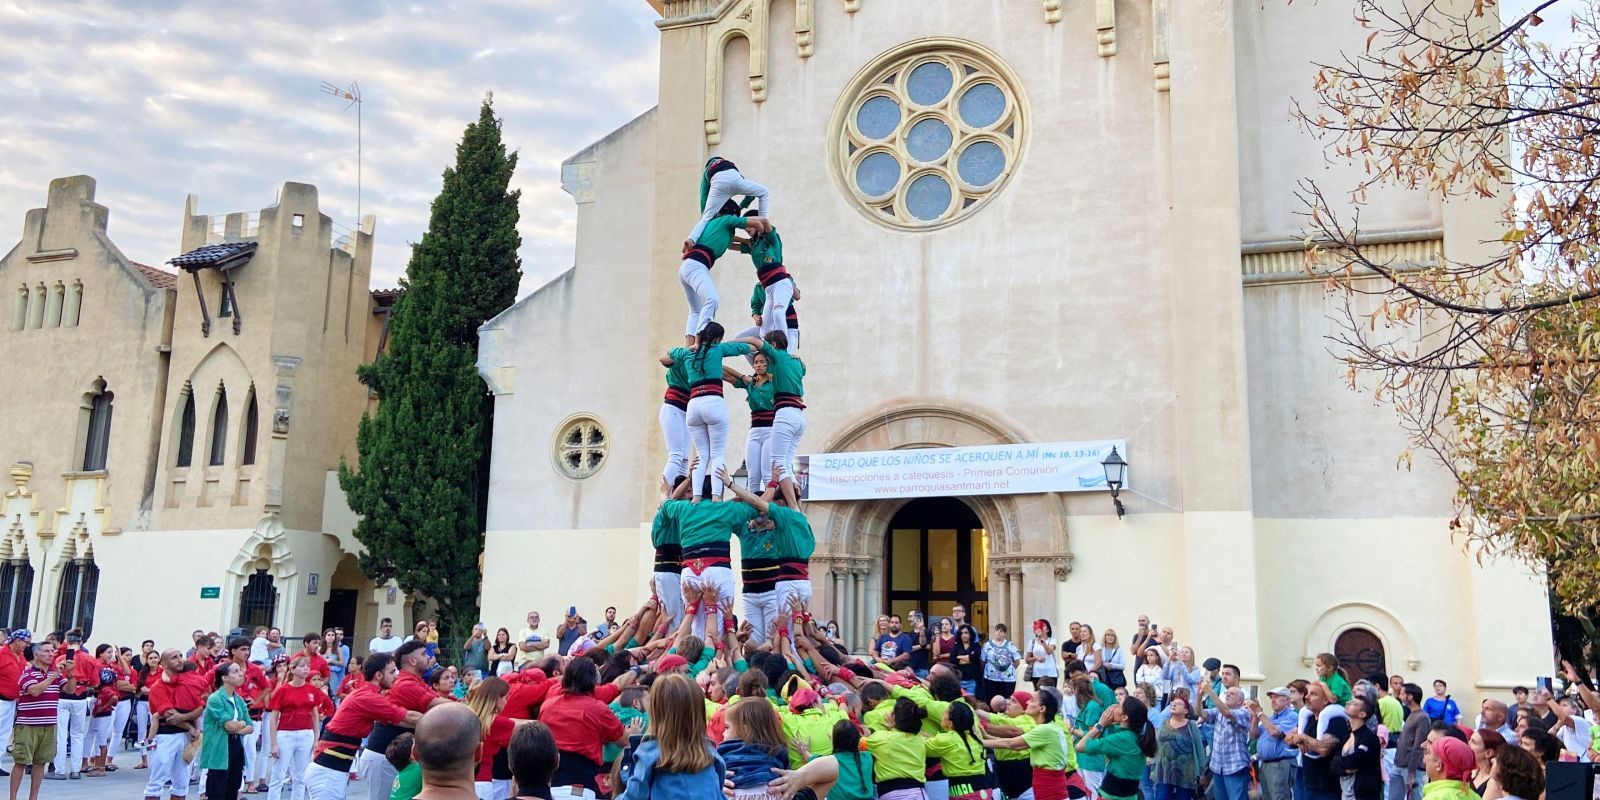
left=1537, top=676, right=1554, bottom=693
left=568, top=606, right=577, bottom=618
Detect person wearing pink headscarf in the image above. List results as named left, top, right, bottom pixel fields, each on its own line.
left=1421, top=736, right=1479, bottom=800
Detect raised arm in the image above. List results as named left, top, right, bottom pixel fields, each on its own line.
left=659, top=353, right=677, bottom=367
left=717, top=468, right=771, bottom=513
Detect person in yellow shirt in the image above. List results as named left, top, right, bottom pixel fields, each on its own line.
left=863, top=697, right=928, bottom=800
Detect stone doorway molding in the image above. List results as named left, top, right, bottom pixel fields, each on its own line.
left=805, top=401, right=1072, bottom=652
left=1301, top=601, right=1420, bottom=672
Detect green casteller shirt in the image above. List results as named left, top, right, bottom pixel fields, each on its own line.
left=692, top=215, right=753, bottom=262
left=664, top=347, right=694, bottom=392
left=1024, top=719, right=1079, bottom=772
left=993, top=713, right=1037, bottom=761
left=864, top=729, right=926, bottom=783
left=1083, top=724, right=1146, bottom=796
left=893, top=685, right=970, bottom=738
left=1077, top=695, right=1111, bottom=772
left=1322, top=673, right=1354, bottom=705
left=651, top=506, right=680, bottom=550
left=761, top=342, right=806, bottom=399
left=829, top=751, right=876, bottom=800
left=389, top=762, right=422, bottom=800
left=925, top=731, right=988, bottom=778
left=732, top=376, right=775, bottom=414
left=750, top=283, right=766, bottom=317
left=863, top=701, right=893, bottom=733
left=660, top=499, right=760, bottom=550
left=747, top=230, right=783, bottom=272
left=683, top=342, right=754, bottom=386
left=764, top=505, right=816, bottom=561
left=779, top=704, right=850, bottom=768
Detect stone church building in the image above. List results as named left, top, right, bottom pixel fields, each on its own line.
left=476, top=0, right=1551, bottom=694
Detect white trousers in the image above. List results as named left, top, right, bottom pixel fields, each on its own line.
left=0, top=698, right=15, bottom=757
left=744, top=590, right=779, bottom=645
left=113, top=698, right=133, bottom=750
left=653, top=572, right=685, bottom=627
left=302, top=762, right=350, bottom=800
left=760, top=278, right=795, bottom=339
left=745, top=426, right=773, bottom=491
left=145, top=732, right=191, bottom=798
left=689, top=168, right=770, bottom=242
left=239, top=722, right=263, bottom=786
left=659, top=403, right=689, bottom=488
left=777, top=579, right=813, bottom=618
left=771, top=407, right=807, bottom=483
left=135, top=699, right=151, bottom=743
left=686, top=396, right=730, bottom=499
left=270, top=729, right=314, bottom=800
left=363, top=748, right=397, bottom=800
left=52, top=696, right=88, bottom=773
left=679, top=260, right=719, bottom=338
left=681, top=565, right=735, bottom=641
left=88, top=714, right=114, bottom=750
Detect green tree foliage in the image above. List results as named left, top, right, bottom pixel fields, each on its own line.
left=340, top=97, right=522, bottom=644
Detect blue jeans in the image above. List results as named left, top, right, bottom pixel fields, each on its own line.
left=960, top=680, right=977, bottom=695
left=1294, top=765, right=1308, bottom=800
left=1213, top=769, right=1251, bottom=800
left=1155, top=784, right=1197, bottom=800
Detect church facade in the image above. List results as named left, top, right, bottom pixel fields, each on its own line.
left=0, top=175, right=408, bottom=648
left=477, top=0, right=1551, bottom=696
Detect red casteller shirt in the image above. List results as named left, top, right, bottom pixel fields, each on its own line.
left=338, top=672, right=365, bottom=699
left=539, top=692, right=624, bottom=765
left=267, top=682, right=334, bottom=731
left=387, top=671, right=439, bottom=713
left=296, top=649, right=331, bottom=680
left=50, top=650, right=104, bottom=699
left=0, top=646, right=26, bottom=701
left=314, top=683, right=407, bottom=757
left=504, top=677, right=621, bottom=721
left=476, top=715, right=516, bottom=782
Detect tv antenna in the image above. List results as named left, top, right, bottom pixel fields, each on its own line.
left=320, top=80, right=363, bottom=220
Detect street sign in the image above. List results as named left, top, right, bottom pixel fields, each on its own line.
left=200, top=586, right=221, bottom=599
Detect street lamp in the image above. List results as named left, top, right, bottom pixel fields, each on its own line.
left=1101, top=446, right=1127, bottom=519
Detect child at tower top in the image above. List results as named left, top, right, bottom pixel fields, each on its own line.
left=686, top=157, right=771, bottom=248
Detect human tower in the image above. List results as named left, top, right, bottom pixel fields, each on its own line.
left=653, top=157, right=816, bottom=647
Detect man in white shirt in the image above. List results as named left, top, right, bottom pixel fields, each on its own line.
left=1552, top=695, right=1593, bottom=762
left=368, top=617, right=402, bottom=655
left=514, top=611, right=549, bottom=668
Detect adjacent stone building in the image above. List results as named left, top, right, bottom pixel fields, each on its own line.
left=0, top=175, right=406, bottom=648
left=476, top=0, right=1551, bottom=699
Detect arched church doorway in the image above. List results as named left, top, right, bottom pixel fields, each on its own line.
left=1335, top=627, right=1387, bottom=677
left=885, top=497, right=989, bottom=632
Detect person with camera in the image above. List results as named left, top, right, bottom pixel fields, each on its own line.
left=10, top=636, right=76, bottom=800
left=48, top=629, right=98, bottom=780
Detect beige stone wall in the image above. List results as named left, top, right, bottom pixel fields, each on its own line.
left=1, top=175, right=382, bottom=644
left=0, top=176, right=175, bottom=634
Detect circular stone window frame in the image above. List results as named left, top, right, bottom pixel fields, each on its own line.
left=830, top=38, right=1029, bottom=232
left=551, top=413, right=609, bottom=481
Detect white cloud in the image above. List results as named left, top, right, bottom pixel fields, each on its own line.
left=0, top=0, right=662, bottom=294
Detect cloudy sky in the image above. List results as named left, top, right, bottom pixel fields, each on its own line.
left=0, top=0, right=662, bottom=294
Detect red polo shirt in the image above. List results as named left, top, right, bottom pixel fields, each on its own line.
left=0, top=646, right=26, bottom=701
left=539, top=692, right=624, bottom=765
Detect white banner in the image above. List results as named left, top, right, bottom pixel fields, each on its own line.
left=795, top=440, right=1128, bottom=501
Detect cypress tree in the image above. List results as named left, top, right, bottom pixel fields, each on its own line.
left=340, top=97, right=522, bottom=647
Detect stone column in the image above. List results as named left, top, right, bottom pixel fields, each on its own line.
left=853, top=566, right=869, bottom=653
left=1009, top=569, right=1024, bottom=636
left=831, top=568, right=846, bottom=628
left=992, top=566, right=1009, bottom=639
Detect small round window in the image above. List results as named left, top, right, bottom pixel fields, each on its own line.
left=552, top=415, right=607, bottom=480
left=831, top=39, right=1026, bottom=230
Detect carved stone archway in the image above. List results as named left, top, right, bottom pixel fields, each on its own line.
left=220, top=515, right=300, bottom=634
left=804, top=402, right=1072, bottom=652
left=1302, top=601, right=1420, bottom=672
